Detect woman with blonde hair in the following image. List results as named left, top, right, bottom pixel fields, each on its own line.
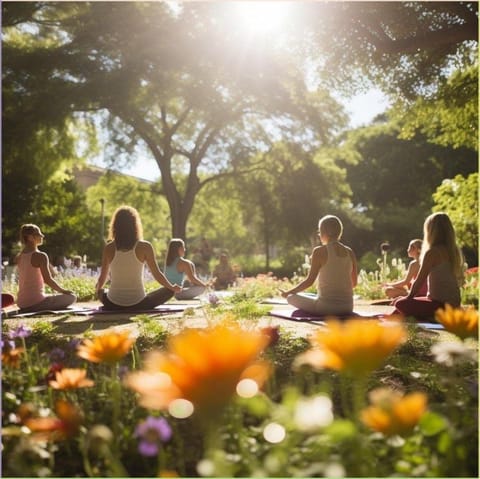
left=164, top=239, right=207, bottom=300
left=393, top=212, right=463, bottom=319
left=15, top=224, right=76, bottom=312
left=96, top=206, right=181, bottom=310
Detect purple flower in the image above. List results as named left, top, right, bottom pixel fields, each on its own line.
left=48, top=347, right=66, bottom=362
left=8, top=325, right=32, bottom=339
left=134, top=416, right=172, bottom=457
left=1, top=338, right=15, bottom=350
left=208, top=293, right=219, bottom=306
left=68, top=338, right=82, bottom=349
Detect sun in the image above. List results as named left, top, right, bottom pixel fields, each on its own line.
left=232, top=1, right=292, bottom=36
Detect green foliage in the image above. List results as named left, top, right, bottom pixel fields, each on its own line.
left=432, top=173, right=478, bottom=260
left=343, top=121, right=477, bottom=257
left=85, top=173, right=170, bottom=255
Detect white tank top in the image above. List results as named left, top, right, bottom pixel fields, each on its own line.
left=107, top=243, right=146, bottom=306
left=317, top=242, right=353, bottom=302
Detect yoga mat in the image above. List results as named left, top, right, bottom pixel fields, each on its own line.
left=269, top=308, right=367, bottom=323
left=75, top=305, right=186, bottom=316
left=4, top=307, right=93, bottom=318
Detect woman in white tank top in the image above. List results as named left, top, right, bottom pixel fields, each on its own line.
left=96, top=206, right=182, bottom=311
left=280, top=215, right=358, bottom=316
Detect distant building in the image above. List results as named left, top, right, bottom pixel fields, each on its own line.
left=71, top=164, right=154, bottom=191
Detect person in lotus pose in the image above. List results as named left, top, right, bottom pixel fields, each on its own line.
left=280, top=215, right=358, bottom=316
left=392, top=212, right=463, bottom=320
left=16, top=224, right=76, bottom=312
left=96, top=206, right=181, bottom=310
left=165, top=238, right=207, bottom=300
left=383, top=239, right=427, bottom=300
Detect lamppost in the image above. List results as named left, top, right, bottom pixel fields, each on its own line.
left=100, top=198, right=105, bottom=243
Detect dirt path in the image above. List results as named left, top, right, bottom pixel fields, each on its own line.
left=2, top=299, right=396, bottom=339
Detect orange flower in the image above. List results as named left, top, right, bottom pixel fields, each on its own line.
left=125, top=322, right=271, bottom=416
left=77, top=330, right=135, bottom=364
left=296, top=319, right=407, bottom=376
left=361, top=388, right=427, bottom=436
left=435, top=305, right=478, bottom=340
left=49, top=368, right=94, bottom=389
left=2, top=347, right=24, bottom=368
left=23, top=399, right=83, bottom=441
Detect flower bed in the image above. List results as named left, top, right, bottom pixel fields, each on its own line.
left=2, top=297, right=478, bottom=477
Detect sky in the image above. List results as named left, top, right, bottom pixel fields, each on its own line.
left=92, top=88, right=391, bottom=181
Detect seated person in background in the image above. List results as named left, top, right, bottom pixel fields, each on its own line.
left=392, top=212, right=463, bottom=320
left=164, top=238, right=207, bottom=300
left=15, top=224, right=77, bottom=312
left=280, top=215, right=358, bottom=316
left=212, top=252, right=237, bottom=290
left=96, top=206, right=181, bottom=310
left=384, top=239, right=427, bottom=300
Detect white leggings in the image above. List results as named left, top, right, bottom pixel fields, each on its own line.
left=287, top=293, right=353, bottom=316
left=19, top=293, right=77, bottom=313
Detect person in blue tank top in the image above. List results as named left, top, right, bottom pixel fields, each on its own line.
left=164, top=238, right=207, bottom=300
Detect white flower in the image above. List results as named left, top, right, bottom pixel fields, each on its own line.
left=294, top=395, right=334, bottom=431
left=431, top=341, right=477, bottom=367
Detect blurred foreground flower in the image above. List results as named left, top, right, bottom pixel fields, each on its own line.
left=23, top=399, right=83, bottom=441
left=77, top=330, right=135, bottom=364
left=125, top=322, right=271, bottom=416
left=49, top=368, right=94, bottom=390
left=435, top=305, right=478, bottom=340
left=431, top=341, right=478, bottom=367
left=134, top=416, right=172, bottom=457
left=2, top=347, right=25, bottom=368
left=295, top=319, right=406, bottom=376
left=361, top=388, right=427, bottom=436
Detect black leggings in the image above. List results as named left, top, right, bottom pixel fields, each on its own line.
left=100, top=288, right=174, bottom=311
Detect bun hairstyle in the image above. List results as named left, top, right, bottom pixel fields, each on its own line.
left=318, top=215, right=343, bottom=241
left=19, top=224, right=42, bottom=244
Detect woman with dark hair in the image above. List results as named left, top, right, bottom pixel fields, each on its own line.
left=164, top=238, right=207, bottom=300
left=96, top=206, right=181, bottom=310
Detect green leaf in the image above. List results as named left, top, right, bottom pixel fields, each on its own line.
left=419, top=411, right=447, bottom=436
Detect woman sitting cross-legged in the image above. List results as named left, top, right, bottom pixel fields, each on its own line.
left=280, top=214, right=358, bottom=316
left=15, top=224, right=77, bottom=313
left=164, top=238, right=207, bottom=300
left=96, top=206, right=181, bottom=311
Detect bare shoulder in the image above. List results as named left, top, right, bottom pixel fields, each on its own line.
left=31, top=251, right=48, bottom=267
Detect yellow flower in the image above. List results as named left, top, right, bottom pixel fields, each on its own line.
left=435, top=305, right=478, bottom=340
left=125, top=322, right=270, bottom=416
left=2, top=347, right=24, bottom=368
left=361, top=388, right=427, bottom=436
left=77, top=330, right=135, bottom=364
left=296, top=319, right=407, bottom=376
left=49, top=368, right=94, bottom=389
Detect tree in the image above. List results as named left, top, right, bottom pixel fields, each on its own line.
left=293, top=2, right=477, bottom=98
left=342, top=119, right=477, bottom=257
left=432, top=173, right=478, bottom=265
left=3, top=2, right=347, bottom=240
left=84, top=172, right=170, bottom=257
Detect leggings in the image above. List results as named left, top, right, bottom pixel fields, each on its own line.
left=392, top=296, right=445, bottom=320
left=286, top=293, right=353, bottom=316
left=100, top=288, right=174, bottom=311
left=19, top=293, right=77, bottom=313
left=175, top=285, right=206, bottom=300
